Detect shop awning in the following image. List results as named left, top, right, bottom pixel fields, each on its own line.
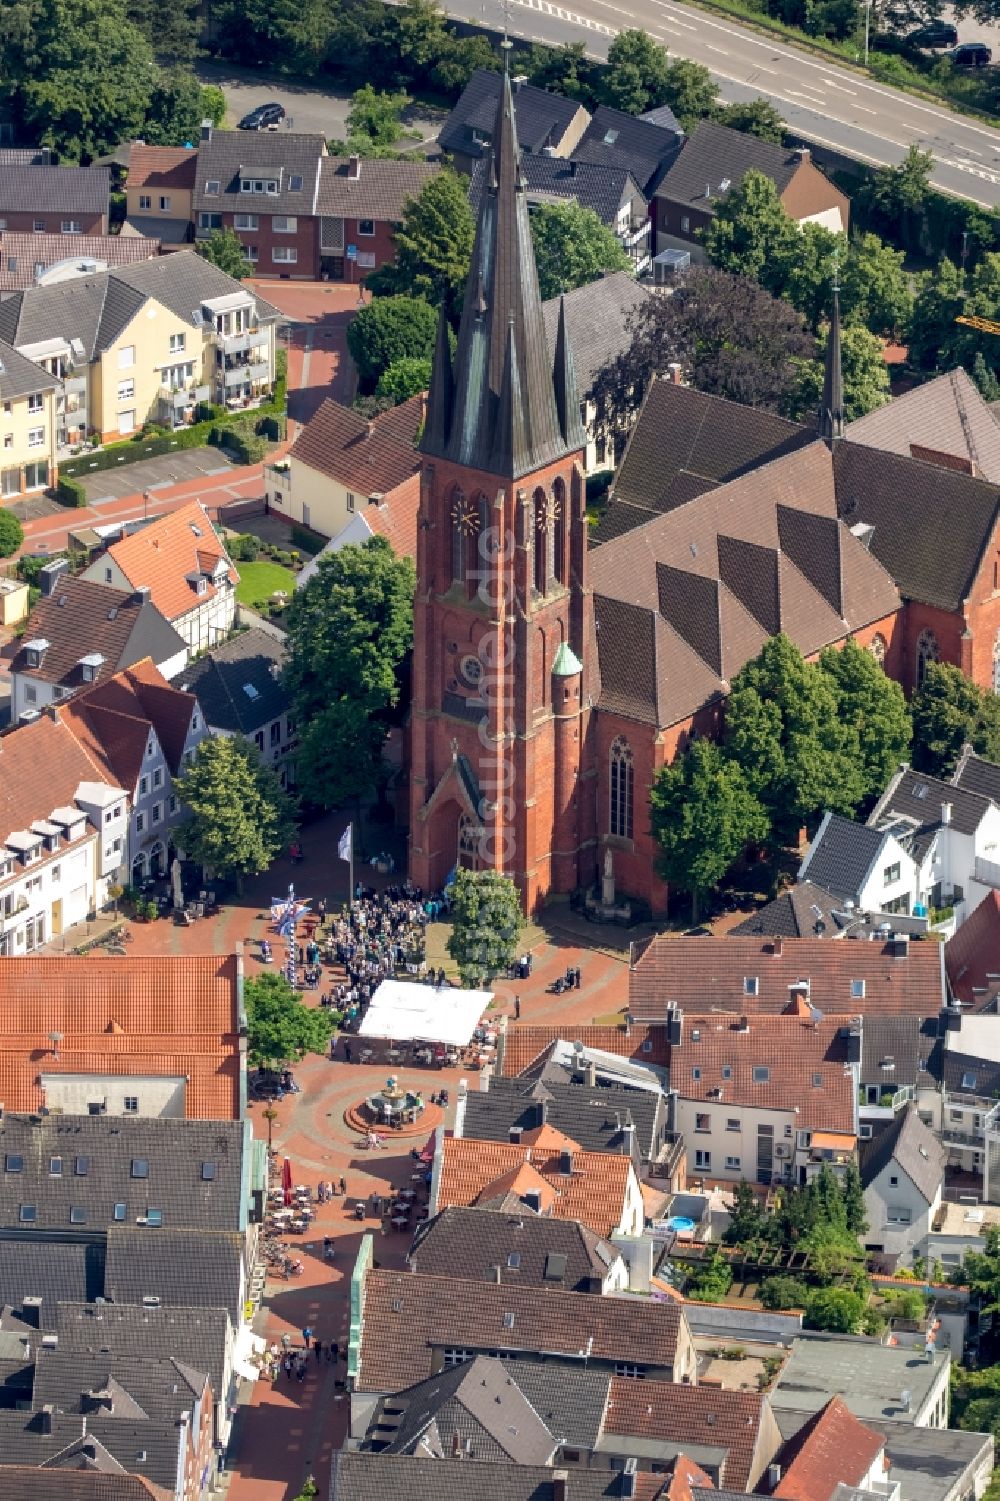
left=358, top=979, right=492, bottom=1047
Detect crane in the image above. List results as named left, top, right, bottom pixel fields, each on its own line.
left=954, top=314, right=1000, bottom=336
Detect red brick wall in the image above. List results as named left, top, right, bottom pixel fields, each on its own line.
left=224, top=212, right=319, bottom=279
left=962, top=525, right=1000, bottom=691
left=1, top=211, right=107, bottom=235
left=348, top=218, right=397, bottom=276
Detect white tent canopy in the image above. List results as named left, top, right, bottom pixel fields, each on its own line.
left=358, top=979, right=493, bottom=1047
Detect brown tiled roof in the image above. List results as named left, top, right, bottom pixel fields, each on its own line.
left=362, top=473, right=421, bottom=561
left=500, top=1023, right=669, bottom=1077
left=0, top=1473, right=167, bottom=1501
left=775, top=1397, right=884, bottom=1501
left=0, top=232, right=159, bottom=291
left=102, top=501, right=237, bottom=624
left=127, top=146, right=199, bottom=192
left=289, top=395, right=422, bottom=495
left=357, top=1268, right=687, bottom=1392
left=846, top=368, right=1000, bottom=485
left=0, top=954, right=241, bottom=1119
left=591, top=442, right=900, bottom=728
left=605, top=1378, right=774, bottom=1491
left=664, top=1455, right=716, bottom=1501
left=630, top=935, right=944, bottom=1017
left=946, top=891, right=1000, bottom=1007
left=61, top=659, right=197, bottom=787
left=670, top=1015, right=856, bottom=1131
left=0, top=714, right=110, bottom=847
left=317, top=156, right=439, bottom=220
left=436, top=1136, right=634, bottom=1237
left=8, top=578, right=184, bottom=691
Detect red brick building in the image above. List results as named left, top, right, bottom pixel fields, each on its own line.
left=317, top=155, right=439, bottom=282
left=0, top=164, right=109, bottom=236
left=192, top=125, right=326, bottom=279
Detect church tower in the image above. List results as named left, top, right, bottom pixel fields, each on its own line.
left=818, top=282, right=845, bottom=445
left=408, top=70, right=593, bottom=911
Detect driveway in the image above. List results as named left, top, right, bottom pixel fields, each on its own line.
left=77, top=447, right=236, bottom=505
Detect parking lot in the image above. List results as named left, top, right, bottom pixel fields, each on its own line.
left=77, top=447, right=236, bottom=505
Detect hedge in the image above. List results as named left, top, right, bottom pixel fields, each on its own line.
left=56, top=474, right=88, bottom=507
left=290, top=523, right=326, bottom=556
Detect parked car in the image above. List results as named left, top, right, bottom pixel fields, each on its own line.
left=907, top=20, right=958, bottom=46
left=238, top=102, right=286, bottom=130
left=946, top=41, right=992, bottom=65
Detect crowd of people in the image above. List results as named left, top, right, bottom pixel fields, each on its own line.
left=323, top=882, right=444, bottom=1025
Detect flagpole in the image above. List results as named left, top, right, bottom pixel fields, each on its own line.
left=349, top=822, right=354, bottom=909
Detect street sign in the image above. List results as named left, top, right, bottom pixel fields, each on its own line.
left=346, top=245, right=358, bottom=260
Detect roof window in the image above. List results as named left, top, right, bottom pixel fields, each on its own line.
left=851, top=979, right=865, bottom=999
left=753, top=1066, right=770, bottom=1083
left=201, top=1161, right=216, bottom=1181
left=131, top=1158, right=149, bottom=1179
left=5, top=1155, right=23, bottom=1173
left=744, top=976, right=759, bottom=996
left=962, top=1072, right=978, bottom=1090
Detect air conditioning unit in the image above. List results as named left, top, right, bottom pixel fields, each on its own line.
left=774, top=1143, right=791, bottom=1158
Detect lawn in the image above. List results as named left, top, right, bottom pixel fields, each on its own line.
left=235, top=561, right=296, bottom=610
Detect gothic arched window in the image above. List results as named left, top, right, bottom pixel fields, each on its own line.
left=915, top=628, right=939, bottom=689
left=869, top=633, right=887, bottom=668
left=553, top=477, right=566, bottom=585
left=993, top=630, right=1000, bottom=695
left=450, top=488, right=472, bottom=582
left=533, top=490, right=548, bottom=594
left=610, top=737, right=634, bottom=840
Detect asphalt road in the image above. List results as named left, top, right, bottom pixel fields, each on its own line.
left=454, top=0, right=1000, bottom=205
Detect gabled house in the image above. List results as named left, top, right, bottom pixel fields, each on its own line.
left=408, top=1206, right=628, bottom=1292
left=123, top=143, right=198, bottom=248
left=457, top=1068, right=668, bottom=1164
left=774, top=1396, right=887, bottom=1501
left=860, top=1104, right=945, bottom=1265
left=730, top=880, right=870, bottom=940
left=178, top=626, right=294, bottom=785
left=846, top=367, right=1000, bottom=484
left=9, top=571, right=187, bottom=723
left=798, top=812, right=920, bottom=920
left=0, top=165, right=110, bottom=237
left=574, top=104, right=684, bottom=199
left=953, top=744, right=1000, bottom=805
left=59, top=658, right=206, bottom=881
left=946, top=890, right=1000, bottom=1009
left=0, top=335, right=61, bottom=502
left=82, top=501, right=238, bottom=652
left=193, top=123, right=326, bottom=278
left=316, top=155, right=439, bottom=281
left=439, top=68, right=590, bottom=175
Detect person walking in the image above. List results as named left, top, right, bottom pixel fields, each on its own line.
left=344, top=1042, right=353, bottom=1064
left=328, top=1340, right=338, bottom=1364
left=514, top=995, right=521, bottom=1020
left=314, top=1338, right=323, bottom=1362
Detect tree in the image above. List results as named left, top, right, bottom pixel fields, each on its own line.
left=213, top=0, right=330, bottom=70
left=939, top=253, right=1000, bottom=380
left=908, top=255, right=965, bottom=371
left=392, top=0, right=449, bottom=85
left=377, top=356, right=433, bottom=403
left=127, top=0, right=201, bottom=63
left=143, top=69, right=216, bottom=147
left=777, top=222, right=843, bottom=330
left=346, top=295, right=439, bottom=393
left=530, top=201, right=632, bottom=302
left=704, top=170, right=799, bottom=290
left=794, top=321, right=891, bottom=420
left=175, top=738, right=296, bottom=888
left=525, top=40, right=599, bottom=103
left=686, top=1248, right=734, bottom=1302
left=841, top=1162, right=868, bottom=1236
left=244, top=973, right=333, bottom=1068
left=818, top=636, right=911, bottom=802
left=839, top=232, right=912, bottom=340
left=911, top=661, right=1000, bottom=776
left=855, top=145, right=933, bottom=253
left=377, top=169, right=475, bottom=311
left=724, top=1180, right=766, bottom=1245
left=446, top=869, right=524, bottom=985
left=973, top=350, right=1000, bottom=401
left=724, top=634, right=865, bottom=843
left=804, top=1286, right=865, bottom=1333
left=716, top=99, right=786, bottom=143
left=283, top=538, right=415, bottom=807
left=196, top=228, right=251, bottom=280
left=650, top=739, right=769, bottom=921
left=0, top=511, right=25, bottom=559
left=431, top=33, right=500, bottom=94
left=603, top=29, right=671, bottom=113
left=591, top=266, right=816, bottom=442
left=662, top=58, right=719, bottom=131
left=344, top=83, right=411, bottom=154
left=759, top=1275, right=810, bottom=1309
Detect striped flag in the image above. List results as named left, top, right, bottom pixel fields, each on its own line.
left=338, top=824, right=352, bottom=862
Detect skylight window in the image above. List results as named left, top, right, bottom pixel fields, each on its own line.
left=963, top=1072, right=978, bottom=1090
left=243, top=683, right=260, bottom=700
left=753, top=1066, right=770, bottom=1083
left=603, top=128, right=619, bottom=144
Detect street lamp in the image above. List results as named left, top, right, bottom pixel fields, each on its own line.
left=262, top=1106, right=278, bottom=1153
left=142, top=488, right=151, bottom=521
left=864, top=0, right=873, bottom=65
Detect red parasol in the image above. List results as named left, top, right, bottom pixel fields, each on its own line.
left=281, top=1156, right=293, bottom=1207
left=418, top=1128, right=436, bottom=1166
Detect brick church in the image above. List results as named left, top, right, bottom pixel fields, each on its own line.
left=408, top=71, right=1000, bottom=916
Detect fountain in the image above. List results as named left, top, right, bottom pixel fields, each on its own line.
left=363, top=1075, right=425, bottom=1128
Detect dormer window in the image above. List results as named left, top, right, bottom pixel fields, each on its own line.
left=196, top=576, right=207, bottom=596
left=23, top=637, right=49, bottom=669
left=205, top=180, right=220, bottom=196
left=78, top=652, right=104, bottom=683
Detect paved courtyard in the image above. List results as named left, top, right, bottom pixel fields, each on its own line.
left=77, top=446, right=236, bottom=505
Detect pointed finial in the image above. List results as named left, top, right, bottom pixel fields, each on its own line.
left=500, top=0, right=513, bottom=71
left=818, top=266, right=845, bottom=447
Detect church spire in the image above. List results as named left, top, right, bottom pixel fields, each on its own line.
left=422, top=300, right=454, bottom=452
left=818, top=281, right=845, bottom=445
left=419, top=69, right=575, bottom=480
left=552, top=294, right=585, bottom=450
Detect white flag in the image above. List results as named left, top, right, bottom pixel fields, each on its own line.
left=338, top=824, right=352, bottom=862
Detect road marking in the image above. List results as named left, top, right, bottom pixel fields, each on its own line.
left=704, top=42, right=728, bottom=52
left=823, top=78, right=856, bottom=94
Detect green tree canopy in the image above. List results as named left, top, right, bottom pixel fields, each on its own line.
left=344, top=83, right=411, bottom=154
left=724, top=634, right=865, bottom=843
left=530, top=201, right=632, bottom=301
left=662, top=58, right=719, bottom=131
left=805, top=1286, right=865, bottom=1333
left=142, top=70, right=219, bottom=148
left=840, top=232, right=913, bottom=340
left=716, top=99, right=786, bottom=143
left=650, top=739, right=768, bottom=920
left=0, top=510, right=25, bottom=558
left=525, top=40, right=600, bottom=102
left=603, top=30, right=671, bottom=113
left=127, top=0, right=201, bottom=62
left=175, top=737, right=296, bottom=887
left=446, top=869, right=524, bottom=985
left=818, top=636, right=911, bottom=802
left=685, top=1248, right=734, bottom=1302
left=430, top=34, right=500, bottom=95
left=704, top=170, right=799, bottom=289
left=376, top=169, right=475, bottom=310
left=196, top=228, right=251, bottom=280
left=347, top=295, right=439, bottom=392
left=911, top=661, right=1000, bottom=776
left=294, top=700, right=391, bottom=810
left=244, top=972, right=333, bottom=1068
left=794, top=320, right=891, bottom=421
left=908, top=256, right=964, bottom=371
left=376, top=355, right=433, bottom=403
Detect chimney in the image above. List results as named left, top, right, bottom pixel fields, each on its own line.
left=569, top=160, right=578, bottom=177
left=512, top=74, right=528, bottom=91
left=623, top=1120, right=636, bottom=1155
left=794, top=146, right=811, bottom=161
left=772, top=936, right=783, bottom=957
left=585, top=1060, right=597, bottom=1088
left=200, top=118, right=213, bottom=142
left=39, top=557, right=69, bottom=597
left=538, top=1098, right=548, bottom=1127
left=621, top=1461, right=638, bottom=1499
left=668, top=362, right=683, bottom=385
left=348, top=154, right=361, bottom=180
left=523, top=1189, right=543, bottom=1213
left=891, top=934, right=910, bottom=959
left=509, top=1125, right=523, bottom=1144
left=768, top=1465, right=782, bottom=1490
left=39, top=1405, right=53, bottom=1435
left=941, top=801, right=953, bottom=827
left=560, top=1149, right=574, bottom=1175
left=132, top=585, right=151, bottom=606
left=552, top=1471, right=569, bottom=1501
left=452, top=1430, right=461, bottom=1458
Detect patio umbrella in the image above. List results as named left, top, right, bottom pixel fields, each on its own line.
left=281, top=1156, right=293, bottom=1207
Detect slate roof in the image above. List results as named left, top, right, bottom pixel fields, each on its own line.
left=438, top=69, right=585, bottom=161
left=193, top=129, right=325, bottom=214
left=0, top=1410, right=177, bottom=1492
left=602, top=1378, right=776, bottom=1490
left=946, top=891, right=1000, bottom=1007
left=0, top=952, right=242, bottom=1119
left=289, top=395, right=421, bottom=494
left=775, top=1397, right=884, bottom=1501
left=868, top=766, right=993, bottom=866
left=846, top=368, right=1000, bottom=484
left=8, top=580, right=185, bottom=692
left=95, top=501, right=237, bottom=625
left=859, top=1104, right=945, bottom=1203
left=53, top=1301, right=230, bottom=1401
left=798, top=813, right=894, bottom=903
left=670, top=1015, right=855, bottom=1131
left=470, top=153, right=641, bottom=228
left=408, top=1205, right=620, bottom=1290
left=0, top=1114, right=247, bottom=1234
left=126, top=147, right=198, bottom=193
left=500, top=1024, right=669, bottom=1077
left=859, top=1015, right=939, bottom=1090
left=629, top=935, right=945, bottom=1018
left=729, top=881, right=862, bottom=940
left=0, top=166, right=110, bottom=217
left=461, top=1072, right=661, bottom=1158
left=541, top=272, right=652, bottom=397
left=356, top=1267, right=688, bottom=1392
left=574, top=105, right=683, bottom=195
left=931, top=1043, right=1000, bottom=1100
left=104, top=1227, right=245, bottom=1322
left=331, top=1454, right=666, bottom=1501
left=317, top=157, right=439, bottom=220
left=0, top=337, right=59, bottom=401
left=656, top=120, right=802, bottom=210
left=0, top=233, right=159, bottom=292
left=178, top=626, right=287, bottom=736
left=0, top=1234, right=104, bottom=1307
left=495, top=1361, right=612, bottom=1448
left=952, top=745, right=1000, bottom=806
left=832, top=440, right=1000, bottom=612
left=435, top=1136, right=634, bottom=1238
left=590, top=442, right=900, bottom=729
left=120, top=215, right=190, bottom=245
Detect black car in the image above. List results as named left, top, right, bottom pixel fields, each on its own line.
left=907, top=20, right=958, bottom=46
left=238, top=102, right=286, bottom=130
left=946, top=41, right=992, bottom=65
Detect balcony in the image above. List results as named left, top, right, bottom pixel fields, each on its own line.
left=64, top=374, right=87, bottom=397
left=160, top=383, right=210, bottom=411
left=974, top=855, right=1000, bottom=889
left=218, top=327, right=268, bottom=356
left=222, top=366, right=269, bottom=390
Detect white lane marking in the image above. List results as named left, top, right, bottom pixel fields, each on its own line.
left=704, top=42, right=728, bottom=51
left=823, top=78, right=857, bottom=94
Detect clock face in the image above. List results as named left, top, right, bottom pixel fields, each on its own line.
left=452, top=496, right=479, bottom=535
left=535, top=495, right=561, bottom=531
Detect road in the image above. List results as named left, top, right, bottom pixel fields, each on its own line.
left=452, top=0, right=1000, bottom=205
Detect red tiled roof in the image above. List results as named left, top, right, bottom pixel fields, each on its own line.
left=0, top=232, right=159, bottom=291
left=630, top=935, right=944, bottom=1017
left=127, top=146, right=199, bottom=191
left=362, top=472, right=421, bottom=561
left=500, top=1023, right=670, bottom=1077
left=0, top=954, right=241, bottom=1119
left=62, top=658, right=197, bottom=785
left=0, top=714, right=110, bottom=846
left=946, top=891, right=1000, bottom=1006
left=606, top=1379, right=774, bottom=1491
left=664, top=1455, right=715, bottom=1501
left=102, top=501, right=237, bottom=624
left=775, top=1397, right=884, bottom=1501
left=289, top=395, right=422, bottom=497
left=437, top=1136, right=634, bottom=1237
